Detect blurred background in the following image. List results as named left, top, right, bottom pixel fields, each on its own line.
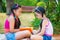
left=0, top=0, right=60, bottom=39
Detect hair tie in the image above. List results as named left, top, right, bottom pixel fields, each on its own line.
left=16, top=4, right=18, bottom=8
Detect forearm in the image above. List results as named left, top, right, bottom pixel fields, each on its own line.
left=32, top=29, right=40, bottom=34
left=37, top=32, right=44, bottom=36
left=10, top=29, right=20, bottom=32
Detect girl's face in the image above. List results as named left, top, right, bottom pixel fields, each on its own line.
left=14, top=7, right=22, bottom=17
left=35, top=12, right=42, bottom=19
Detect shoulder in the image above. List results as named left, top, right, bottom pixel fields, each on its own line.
left=8, top=15, right=15, bottom=22
left=42, top=18, right=48, bottom=26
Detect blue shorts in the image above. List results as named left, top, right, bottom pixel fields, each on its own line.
left=5, top=33, right=15, bottom=40
left=43, top=35, right=52, bottom=40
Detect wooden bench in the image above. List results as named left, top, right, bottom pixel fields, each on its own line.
left=22, top=6, right=35, bottom=13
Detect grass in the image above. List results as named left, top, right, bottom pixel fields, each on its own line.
left=0, top=13, right=35, bottom=33
left=0, top=13, right=7, bottom=33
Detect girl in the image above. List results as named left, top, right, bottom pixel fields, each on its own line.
left=31, top=7, right=53, bottom=40
left=4, top=4, right=31, bottom=40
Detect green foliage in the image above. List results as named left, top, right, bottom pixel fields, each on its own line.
left=37, top=2, right=46, bottom=8
left=15, top=0, right=37, bottom=6
left=2, top=0, right=6, bottom=12
left=47, top=1, right=56, bottom=13
left=31, top=17, right=41, bottom=29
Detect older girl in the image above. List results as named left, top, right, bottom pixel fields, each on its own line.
left=4, top=4, right=31, bottom=40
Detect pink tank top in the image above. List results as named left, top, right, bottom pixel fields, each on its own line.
left=4, top=19, right=10, bottom=33
left=44, top=19, right=53, bottom=36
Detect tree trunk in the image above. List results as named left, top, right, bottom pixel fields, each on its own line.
left=6, top=0, right=14, bottom=15
left=0, top=0, right=2, bottom=12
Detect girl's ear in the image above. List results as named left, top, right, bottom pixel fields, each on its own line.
left=13, top=10, right=16, bottom=13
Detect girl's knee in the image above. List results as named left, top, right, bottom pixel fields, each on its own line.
left=39, top=36, right=43, bottom=40
left=30, top=35, right=43, bottom=40
left=24, top=30, right=31, bottom=37
left=25, top=30, right=31, bottom=35
left=37, top=36, right=43, bottom=40
left=15, top=31, right=31, bottom=40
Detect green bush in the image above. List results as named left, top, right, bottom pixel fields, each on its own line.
left=15, top=0, right=37, bottom=6
left=0, top=0, right=6, bottom=12
left=37, top=2, right=46, bottom=8
left=31, top=17, right=41, bottom=29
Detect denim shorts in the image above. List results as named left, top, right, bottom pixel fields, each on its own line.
left=5, top=33, right=15, bottom=40
left=43, top=35, right=52, bottom=40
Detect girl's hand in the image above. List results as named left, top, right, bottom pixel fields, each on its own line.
left=32, top=30, right=38, bottom=35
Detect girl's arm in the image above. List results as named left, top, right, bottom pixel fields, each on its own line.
left=37, top=20, right=48, bottom=36
left=9, top=16, right=20, bottom=32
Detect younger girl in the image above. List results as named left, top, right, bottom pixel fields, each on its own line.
left=4, top=4, right=31, bottom=40
left=31, top=7, right=53, bottom=40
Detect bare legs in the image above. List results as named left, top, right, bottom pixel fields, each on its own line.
left=15, top=30, right=43, bottom=40
left=30, top=35, right=43, bottom=40
left=15, top=30, right=31, bottom=40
